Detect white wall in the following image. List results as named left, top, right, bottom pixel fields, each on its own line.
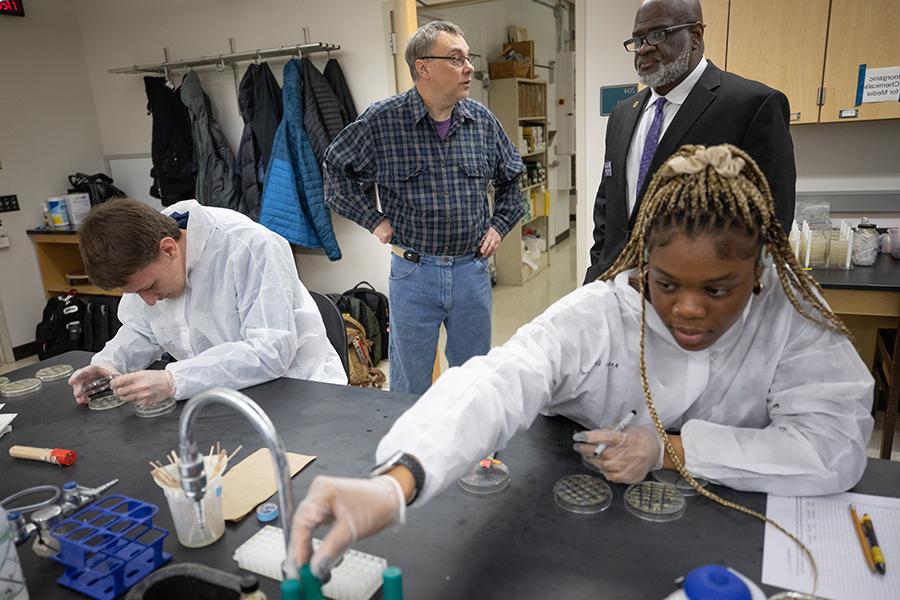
left=0, top=1, right=106, bottom=348
left=73, top=0, right=398, bottom=296
left=576, top=0, right=641, bottom=280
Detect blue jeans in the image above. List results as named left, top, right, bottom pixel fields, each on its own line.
left=388, top=250, right=492, bottom=395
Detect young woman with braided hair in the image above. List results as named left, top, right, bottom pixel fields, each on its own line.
left=289, top=144, right=873, bottom=586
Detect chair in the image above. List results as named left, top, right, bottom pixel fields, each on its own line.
left=309, top=290, right=349, bottom=379
left=873, top=326, right=899, bottom=459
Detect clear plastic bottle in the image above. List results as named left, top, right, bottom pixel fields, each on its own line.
left=0, top=506, right=30, bottom=600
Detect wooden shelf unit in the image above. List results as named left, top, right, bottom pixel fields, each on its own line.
left=489, top=78, right=551, bottom=286
left=28, top=230, right=122, bottom=299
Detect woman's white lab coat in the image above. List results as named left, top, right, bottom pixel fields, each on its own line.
left=93, top=200, right=347, bottom=398
left=377, top=268, right=874, bottom=503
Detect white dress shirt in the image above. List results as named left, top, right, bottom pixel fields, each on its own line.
left=625, top=57, right=709, bottom=216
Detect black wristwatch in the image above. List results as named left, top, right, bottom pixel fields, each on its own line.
left=371, top=451, right=426, bottom=505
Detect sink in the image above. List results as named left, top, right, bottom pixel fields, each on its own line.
left=125, top=563, right=242, bottom=600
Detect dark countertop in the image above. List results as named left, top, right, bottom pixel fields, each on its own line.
left=26, top=225, right=80, bottom=235
left=2, top=351, right=898, bottom=599
left=810, top=253, right=900, bottom=292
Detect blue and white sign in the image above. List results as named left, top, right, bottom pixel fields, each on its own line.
left=601, top=84, right=639, bottom=115
left=856, top=64, right=900, bottom=105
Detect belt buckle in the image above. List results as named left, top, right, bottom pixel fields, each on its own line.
left=403, top=250, right=421, bottom=263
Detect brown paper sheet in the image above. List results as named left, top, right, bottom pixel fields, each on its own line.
left=222, top=447, right=315, bottom=521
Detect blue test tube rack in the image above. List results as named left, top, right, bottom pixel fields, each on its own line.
left=49, top=494, right=172, bottom=600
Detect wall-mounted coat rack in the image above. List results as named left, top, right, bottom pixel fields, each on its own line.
left=108, top=31, right=341, bottom=95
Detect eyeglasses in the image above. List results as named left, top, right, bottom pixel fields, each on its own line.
left=623, top=22, right=700, bottom=52
left=419, top=55, right=473, bottom=68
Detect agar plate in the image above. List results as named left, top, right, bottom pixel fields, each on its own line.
left=553, top=474, right=612, bottom=514
left=35, top=364, right=74, bottom=382
left=624, top=481, right=685, bottom=522
left=458, top=459, right=510, bottom=496
left=1, top=378, right=43, bottom=398
left=652, top=469, right=708, bottom=496
left=88, top=393, right=126, bottom=411
left=84, top=376, right=113, bottom=398
left=581, top=453, right=603, bottom=474
left=134, top=397, right=177, bottom=418
left=0, top=377, right=8, bottom=387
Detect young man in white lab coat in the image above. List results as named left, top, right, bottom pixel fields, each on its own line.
left=68, top=198, right=346, bottom=406
left=288, top=145, right=873, bottom=581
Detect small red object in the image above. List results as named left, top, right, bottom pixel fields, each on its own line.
left=51, top=448, right=77, bottom=466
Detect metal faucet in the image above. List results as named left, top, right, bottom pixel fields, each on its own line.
left=177, top=387, right=296, bottom=576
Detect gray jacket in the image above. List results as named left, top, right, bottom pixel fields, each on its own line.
left=180, top=71, right=240, bottom=209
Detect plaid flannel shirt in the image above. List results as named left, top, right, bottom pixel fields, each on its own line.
left=323, top=87, right=525, bottom=256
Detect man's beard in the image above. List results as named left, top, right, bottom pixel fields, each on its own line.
left=638, top=44, right=691, bottom=89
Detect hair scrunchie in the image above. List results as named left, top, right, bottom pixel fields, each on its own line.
left=659, top=144, right=746, bottom=179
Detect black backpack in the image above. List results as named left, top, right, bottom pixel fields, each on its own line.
left=67, top=173, right=127, bottom=206
left=35, top=295, right=87, bottom=359
left=326, top=292, right=384, bottom=365
left=342, top=282, right=389, bottom=361
left=83, top=296, right=122, bottom=352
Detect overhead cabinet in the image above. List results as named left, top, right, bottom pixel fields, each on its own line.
left=725, top=0, right=900, bottom=124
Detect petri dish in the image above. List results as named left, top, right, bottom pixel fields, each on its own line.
left=0, top=376, right=8, bottom=387
left=1, top=378, right=43, bottom=398
left=623, top=481, right=686, bottom=522
left=134, top=397, right=177, bottom=419
left=458, top=458, right=510, bottom=496
left=88, top=392, right=126, bottom=411
left=84, top=376, right=113, bottom=397
left=553, top=474, right=613, bottom=515
left=581, top=453, right=604, bottom=474
left=35, top=364, right=74, bottom=382
left=652, top=470, right=709, bottom=497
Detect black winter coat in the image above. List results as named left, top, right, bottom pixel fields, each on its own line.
left=323, top=58, right=358, bottom=125
left=301, top=57, right=345, bottom=165
left=145, top=77, right=196, bottom=206
left=235, top=63, right=282, bottom=220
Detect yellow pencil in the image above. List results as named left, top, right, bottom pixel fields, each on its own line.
left=850, top=504, right=876, bottom=573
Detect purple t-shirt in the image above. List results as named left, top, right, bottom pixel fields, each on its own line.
left=433, top=117, right=452, bottom=141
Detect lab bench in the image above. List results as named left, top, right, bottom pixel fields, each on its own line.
left=2, top=351, right=898, bottom=599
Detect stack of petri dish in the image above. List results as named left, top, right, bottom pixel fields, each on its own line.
left=84, top=376, right=125, bottom=411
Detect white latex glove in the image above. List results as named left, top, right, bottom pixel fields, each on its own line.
left=291, top=475, right=405, bottom=579
left=110, top=370, right=175, bottom=406
left=573, top=426, right=664, bottom=483
left=68, top=362, right=120, bottom=405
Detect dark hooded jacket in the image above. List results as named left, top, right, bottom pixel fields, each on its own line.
left=323, top=58, right=358, bottom=125
left=301, top=57, right=346, bottom=165
left=145, top=76, right=195, bottom=206
left=180, top=71, right=239, bottom=209
left=235, top=63, right=283, bottom=220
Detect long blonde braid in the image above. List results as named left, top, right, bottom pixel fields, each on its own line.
left=602, top=144, right=851, bottom=595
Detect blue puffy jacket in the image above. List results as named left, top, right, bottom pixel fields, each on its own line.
left=260, top=59, right=341, bottom=260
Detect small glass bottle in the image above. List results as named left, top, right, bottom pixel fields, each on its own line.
left=852, top=217, right=880, bottom=266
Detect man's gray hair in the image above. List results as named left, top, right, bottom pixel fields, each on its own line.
left=404, top=20, right=465, bottom=80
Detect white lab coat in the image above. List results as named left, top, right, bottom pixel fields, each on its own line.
left=377, top=268, right=874, bottom=503
left=93, top=200, right=347, bottom=398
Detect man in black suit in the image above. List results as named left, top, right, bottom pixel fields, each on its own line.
left=584, top=0, right=796, bottom=283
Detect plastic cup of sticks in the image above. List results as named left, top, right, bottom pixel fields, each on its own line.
left=151, top=454, right=227, bottom=548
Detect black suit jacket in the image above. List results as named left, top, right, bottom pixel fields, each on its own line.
left=584, top=62, right=796, bottom=283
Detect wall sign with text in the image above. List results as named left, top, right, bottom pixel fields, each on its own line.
left=0, top=0, right=24, bottom=17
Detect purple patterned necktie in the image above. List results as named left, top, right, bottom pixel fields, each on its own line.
left=636, top=97, right=668, bottom=197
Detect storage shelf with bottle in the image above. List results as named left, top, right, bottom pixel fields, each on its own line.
left=489, top=77, right=550, bottom=285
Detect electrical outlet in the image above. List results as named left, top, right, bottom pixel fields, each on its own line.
left=0, top=194, right=19, bottom=212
